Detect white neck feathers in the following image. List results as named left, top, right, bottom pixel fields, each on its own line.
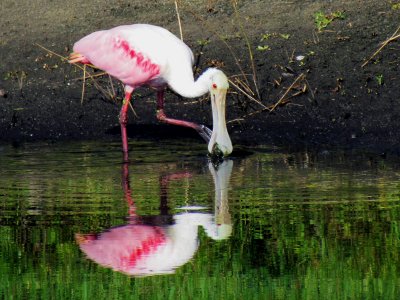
left=167, top=68, right=220, bottom=98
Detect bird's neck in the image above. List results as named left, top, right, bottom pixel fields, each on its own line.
left=167, top=68, right=215, bottom=98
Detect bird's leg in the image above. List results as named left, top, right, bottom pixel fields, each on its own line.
left=122, top=161, right=137, bottom=220
left=156, top=90, right=212, bottom=142
left=119, top=86, right=134, bottom=162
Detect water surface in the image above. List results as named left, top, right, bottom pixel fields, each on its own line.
left=1, top=141, right=400, bottom=299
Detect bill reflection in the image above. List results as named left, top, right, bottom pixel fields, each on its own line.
left=75, top=160, right=233, bottom=276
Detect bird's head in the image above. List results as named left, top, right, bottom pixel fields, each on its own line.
left=206, top=69, right=233, bottom=158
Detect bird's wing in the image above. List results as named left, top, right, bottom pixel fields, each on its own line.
left=122, top=24, right=195, bottom=83
left=73, top=24, right=194, bottom=87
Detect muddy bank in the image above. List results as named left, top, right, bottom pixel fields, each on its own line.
left=1, top=0, right=399, bottom=154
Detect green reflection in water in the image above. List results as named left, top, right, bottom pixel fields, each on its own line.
left=1, top=142, right=400, bottom=299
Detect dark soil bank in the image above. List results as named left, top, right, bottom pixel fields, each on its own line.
left=1, top=0, right=399, bottom=153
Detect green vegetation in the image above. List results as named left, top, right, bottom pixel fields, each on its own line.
left=260, top=32, right=291, bottom=41
left=1, top=142, right=400, bottom=299
left=257, top=33, right=290, bottom=52
left=279, top=33, right=291, bottom=40
left=314, top=11, right=346, bottom=31
left=376, top=74, right=384, bottom=85
left=3, top=70, right=27, bottom=91
left=196, top=39, right=210, bottom=46
left=260, top=33, right=273, bottom=41
left=256, top=45, right=271, bottom=52
left=392, top=2, right=400, bottom=10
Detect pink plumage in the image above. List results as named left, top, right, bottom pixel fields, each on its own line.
left=69, top=24, right=233, bottom=161
left=77, top=225, right=167, bottom=274
left=71, top=24, right=191, bottom=88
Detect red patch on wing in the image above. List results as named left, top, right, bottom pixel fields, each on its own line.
left=120, top=40, right=130, bottom=53
left=115, top=37, right=160, bottom=75
left=122, top=227, right=166, bottom=269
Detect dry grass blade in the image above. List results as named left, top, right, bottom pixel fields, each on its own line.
left=174, top=0, right=184, bottom=40
left=35, top=43, right=69, bottom=62
left=235, top=77, right=255, bottom=96
left=183, top=4, right=251, bottom=90
left=180, top=98, right=209, bottom=105
left=227, top=107, right=271, bottom=124
left=270, top=73, right=305, bottom=113
left=36, top=43, right=119, bottom=103
left=108, top=75, right=116, bottom=100
left=304, top=78, right=315, bottom=99
left=71, top=72, right=108, bottom=81
left=231, top=0, right=260, bottom=100
left=128, top=101, right=139, bottom=119
left=228, top=79, right=268, bottom=110
left=36, top=43, right=97, bottom=70
left=180, top=1, right=265, bottom=116
left=81, top=64, right=86, bottom=104
left=362, top=25, right=400, bottom=67
left=228, top=73, right=307, bottom=124
left=77, top=69, right=111, bottom=102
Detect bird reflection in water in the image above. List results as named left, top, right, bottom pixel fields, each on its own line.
left=75, top=160, right=233, bottom=276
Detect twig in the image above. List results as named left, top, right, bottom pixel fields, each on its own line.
left=270, top=73, right=305, bottom=113
left=71, top=72, right=108, bottom=81
left=362, top=25, right=400, bottom=67
left=80, top=69, right=110, bottom=99
left=304, top=78, right=315, bottom=99
left=81, top=64, right=86, bottom=104
left=285, top=48, right=296, bottom=64
left=227, top=107, right=269, bottom=124
left=235, top=77, right=255, bottom=96
left=36, top=43, right=101, bottom=82
left=108, top=75, right=116, bottom=100
left=36, top=43, right=97, bottom=70
left=128, top=101, right=139, bottom=119
left=228, top=79, right=268, bottom=110
left=229, top=73, right=256, bottom=78
left=230, top=78, right=306, bottom=124
left=227, top=97, right=295, bottom=124
left=176, top=98, right=209, bottom=105
left=35, top=43, right=69, bottom=62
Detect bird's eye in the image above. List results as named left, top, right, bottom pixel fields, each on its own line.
left=212, top=83, right=218, bottom=89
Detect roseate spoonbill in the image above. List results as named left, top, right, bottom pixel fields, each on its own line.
left=69, top=24, right=233, bottom=161
left=75, top=160, right=233, bottom=276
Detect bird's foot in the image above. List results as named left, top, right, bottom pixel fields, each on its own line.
left=196, top=125, right=212, bottom=143
left=208, top=145, right=225, bottom=167
left=156, top=110, right=212, bottom=142
left=156, top=109, right=167, bottom=122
